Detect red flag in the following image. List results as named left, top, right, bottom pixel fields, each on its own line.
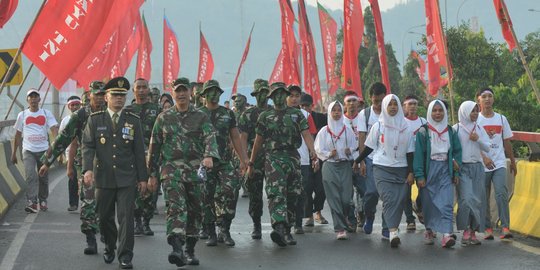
left=341, top=0, right=364, bottom=98
left=410, top=51, right=427, bottom=86
left=136, top=14, right=152, bottom=81
left=276, top=0, right=300, bottom=85
left=231, top=25, right=254, bottom=97
left=0, top=0, right=18, bottom=28
left=298, top=0, right=322, bottom=104
left=269, top=49, right=285, bottom=84
left=163, top=15, right=180, bottom=92
left=493, top=0, right=517, bottom=51
left=197, top=30, right=214, bottom=83
left=72, top=7, right=141, bottom=89
left=22, top=0, right=143, bottom=88
left=425, top=0, right=451, bottom=96
left=368, top=0, right=391, bottom=94
left=317, top=2, right=339, bottom=96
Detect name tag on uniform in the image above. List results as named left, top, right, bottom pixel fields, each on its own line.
left=97, top=126, right=107, bottom=131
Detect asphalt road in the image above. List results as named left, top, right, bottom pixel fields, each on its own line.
left=0, top=167, right=539, bottom=270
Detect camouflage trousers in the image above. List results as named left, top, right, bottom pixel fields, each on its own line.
left=247, top=153, right=266, bottom=220
left=203, top=161, right=240, bottom=224
left=163, top=171, right=204, bottom=238
left=265, top=152, right=302, bottom=228
left=76, top=164, right=98, bottom=234
left=134, top=187, right=155, bottom=221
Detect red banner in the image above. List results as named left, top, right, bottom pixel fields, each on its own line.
left=136, top=14, right=152, bottom=81
left=493, top=0, right=517, bottom=51
left=110, top=13, right=142, bottom=79
left=231, top=26, right=254, bottom=97
left=410, top=51, right=427, bottom=86
left=277, top=0, right=300, bottom=85
left=425, top=0, right=451, bottom=96
left=317, top=2, right=339, bottom=96
left=197, top=30, right=214, bottom=83
left=72, top=7, right=141, bottom=89
left=341, top=0, right=364, bottom=98
left=298, top=0, right=321, bottom=104
left=163, top=15, right=180, bottom=92
left=22, top=0, right=141, bottom=89
left=368, top=0, right=391, bottom=94
left=269, top=49, right=285, bottom=84
left=0, top=0, right=18, bottom=28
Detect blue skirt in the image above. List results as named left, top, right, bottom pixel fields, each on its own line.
left=420, top=160, right=454, bottom=234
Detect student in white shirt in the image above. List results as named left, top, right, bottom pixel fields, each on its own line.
left=476, top=88, right=516, bottom=240
left=354, top=94, right=415, bottom=247
left=453, top=101, right=490, bottom=246
left=315, top=101, right=358, bottom=240
left=12, top=89, right=59, bottom=213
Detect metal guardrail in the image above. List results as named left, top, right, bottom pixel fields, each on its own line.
left=0, top=120, right=16, bottom=129
left=511, top=131, right=540, bottom=162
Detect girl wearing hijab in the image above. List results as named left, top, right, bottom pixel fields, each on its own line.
left=314, top=101, right=358, bottom=240
left=413, top=100, right=462, bottom=248
left=453, top=101, right=490, bottom=246
left=354, top=94, right=415, bottom=248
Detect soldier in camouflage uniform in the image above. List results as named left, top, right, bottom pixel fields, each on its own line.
left=191, top=82, right=205, bottom=108
left=246, top=82, right=318, bottom=247
left=238, top=79, right=271, bottom=239
left=150, top=87, right=161, bottom=104
left=147, top=77, right=219, bottom=267
left=199, top=79, right=249, bottom=247
left=232, top=94, right=249, bottom=198
left=39, top=81, right=106, bottom=255
left=125, top=78, right=162, bottom=236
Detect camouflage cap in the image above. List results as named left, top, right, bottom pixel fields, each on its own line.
left=104, top=77, right=130, bottom=95
left=231, top=93, right=246, bottom=101
left=251, top=79, right=270, bottom=96
left=172, top=77, right=190, bottom=91
left=151, top=87, right=160, bottom=95
left=268, top=82, right=289, bottom=98
left=201, top=79, right=224, bottom=96
left=88, top=81, right=106, bottom=94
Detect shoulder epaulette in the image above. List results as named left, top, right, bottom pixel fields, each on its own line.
left=90, top=110, right=105, bottom=116
left=126, top=111, right=140, bottom=119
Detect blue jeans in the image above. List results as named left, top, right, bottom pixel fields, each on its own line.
left=484, top=167, right=510, bottom=229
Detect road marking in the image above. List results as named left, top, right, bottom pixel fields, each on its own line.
left=0, top=173, right=64, bottom=270
left=511, top=241, right=540, bottom=256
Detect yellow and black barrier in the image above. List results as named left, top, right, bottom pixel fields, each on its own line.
left=0, top=141, right=26, bottom=218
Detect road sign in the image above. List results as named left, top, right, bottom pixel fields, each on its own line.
left=0, top=49, right=23, bottom=86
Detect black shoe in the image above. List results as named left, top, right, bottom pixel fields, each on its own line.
left=206, top=223, right=217, bottom=246
left=119, top=260, right=133, bottom=269
left=167, top=235, right=186, bottom=267
left=251, top=222, right=262, bottom=239
left=103, top=248, right=115, bottom=264
left=185, top=237, right=199, bottom=265
left=270, top=224, right=287, bottom=247
left=84, top=232, right=97, bottom=255
left=186, top=252, right=200, bottom=265
left=285, top=233, right=297, bottom=245
left=142, top=221, right=154, bottom=236
left=134, top=218, right=143, bottom=236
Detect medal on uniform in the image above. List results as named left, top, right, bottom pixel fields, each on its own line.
left=100, top=137, right=106, bottom=144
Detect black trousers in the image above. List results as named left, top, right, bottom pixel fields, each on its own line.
left=96, top=185, right=136, bottom=262
left=68, top=164, right=79, bottom=207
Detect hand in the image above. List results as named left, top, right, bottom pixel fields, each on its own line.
left=11, top=152, right=17, bottom=164
left=452, top=160, right=460, bottom=172
left=406, top=173, right=414, bottom=186
left=147, top=176, right=158, bottom=193
left=360, top=161, right=366, bottom=177
left=469, top=132, right=479, bottom=142
left=344, top=148, right=352, bottom=156
left=416, top=180, right=426, bottom=188
left=483, top=156, right=495, bottom=170
left=312, top=159, right=320, bottom=172
left=352, top=162, right=360, bottom=174
left=83, top=171, right=94, bottom=187
left=246, top=166, right=254, bottom=179
left=138, top=181, right=148, bottom=195
left=329, top=149, right=337, bottom=158
left=239, top=159, right=248, bottom=175
left=509, top=160, right=517, bottom=177
left=39, top=164, right=50, bottom=177
left=67, top=166, right=75, bottom=179
left=202, top=157, right=213, bottom=169
left=58, top=155, right=65, bottom=164
left=453, top=176, right=460, bottom=185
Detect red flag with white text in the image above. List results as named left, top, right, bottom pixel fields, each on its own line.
left=22, top=0, right=143, bottom=88
left=317, top=2, right=339, bottom=96
left=493, top=0, right=517, bottom=51
left=232, top=25, right=254, bottom=97
left=136, top=14, right=152, bottom=81
left=110, top=13, right=142, bottom=79
left=425, top=0, right=451, bottom=96
left=298, top=0, right=321, bottom=104
left=276, top=0, right=300, bottom=85
left=341, top=0, right=364, bottom=98
left=163, top=15, right=180, bottom=92
left=197, top=30, right=214, bottom=83
left=368, top=0, right=391, bottom=94
left=0, top=0, right=18, bottom=28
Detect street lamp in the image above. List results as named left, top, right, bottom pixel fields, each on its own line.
left=401, top=24, right=425, bottom=71
left=457, top=0, right=470, bottom=26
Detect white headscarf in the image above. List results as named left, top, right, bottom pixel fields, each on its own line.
left=426, top=100, right=450, bottom=155
left=380, top=94, right=408, bottom=157
left=327, top=101, right=345, bottom=139
left=458, top=101, right=478, bottom=134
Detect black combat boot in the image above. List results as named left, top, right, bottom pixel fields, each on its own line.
left=205, top=223, right=217, bottom=246
left=142, top=219, right=154, bottom=236
left=284, top=226, right=297, bottom=245
left=84, top=231, right=97, bottom=255
left=199, top=224, right=209, bottom=239
left=251, top=217, right=262, bottom=240
left=185, top=237, right=200, bottom=265
left=134, top=216, right=143, bottom=236
left=270, top=223, right=287, bottom=247
left=167, top=235, right=186, bottom=267
left=219, top=219, right=235, bottom=246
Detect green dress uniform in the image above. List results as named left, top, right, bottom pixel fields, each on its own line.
left=82, top=77, right=147, bottom=265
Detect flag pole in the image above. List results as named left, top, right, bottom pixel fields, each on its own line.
left=501, top=0, right=540, bottom=104
left=436, top=0, right=456, bottom=124
left=40, top=80, right=53, bottom=109
left=0, top=0, right=47, bottom=97
left=4, top=64, right=35, bottom=120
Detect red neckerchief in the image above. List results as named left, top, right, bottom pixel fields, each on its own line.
left=428, top=124, right=448, bottom=142
left=344, top=112, right=358, bottom=120
left=406, top=115, right=418, bottom=121
left=328, top=126, right=346, bottom=140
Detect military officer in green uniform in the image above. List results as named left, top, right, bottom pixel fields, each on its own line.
left=150, top=87, right=161, bottom=104
left=126, top=78, right=161, bottom=236
left=247, top=82, right=317, bottom=247
left=191, top=82, right=205, bottom=108
left=147, top=77, right=219, bottom=267
left=231, top=93, right=249, bottom=198
left=82, top=77, right=148, bottom=269
left=199, top=79, right=249, bottom=247
left=238, top=79, right=271, bottom=239
left=39, top=81, right=106, bottom=255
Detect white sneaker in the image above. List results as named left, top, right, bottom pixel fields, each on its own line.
left=390, top=230, right=400, bottom=248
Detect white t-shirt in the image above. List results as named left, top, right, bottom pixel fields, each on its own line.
left=297, top=109, right=310, bottom=165
left=60, top=114, right=72, bottom=156
left=364, top=122, right=415, bottom=167
left=358, top=106, right=380, bottom=159
left=452, top=123, right=490, bottom=163
left=14, top=108, right=58, bottom=152
left=477, top=112, right=513, bottom=171
left=314, top=126, right=359, bottom=162
left=343, top=113, right=361, bottom=135
left=405, top=116, right=427, bottom=141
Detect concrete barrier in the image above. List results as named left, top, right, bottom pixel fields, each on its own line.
left=509, top=160, right=540, bottom=237
left=0, top=141, right=26, bottom=218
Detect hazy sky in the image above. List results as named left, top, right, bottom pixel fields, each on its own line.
left=304, top=0, right=408, bottom=11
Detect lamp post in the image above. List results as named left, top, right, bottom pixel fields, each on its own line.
left=457, top=0, right=470, bottom=26
left=401, top=24, right=426, bottom=72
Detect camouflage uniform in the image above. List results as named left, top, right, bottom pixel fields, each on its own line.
left=125, top=101, right=161, bottom=232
